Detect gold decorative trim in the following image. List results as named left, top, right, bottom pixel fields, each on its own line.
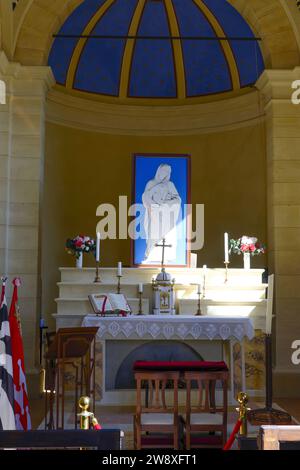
left=66, top=0, right=116, bottom=90
left=193, top=0, right=240, bottom=90
left=55, top=82, right=253, bottom=106
left=164, top=0, right=186, bottom=99
left=46, top=86, right=264, bottom=136
left=119, top=0, right=146, bottom=98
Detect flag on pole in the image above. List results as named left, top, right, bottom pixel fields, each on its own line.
left=0, top=276, right=16, bottom=430
left=9, top=277, right=31, bottom=430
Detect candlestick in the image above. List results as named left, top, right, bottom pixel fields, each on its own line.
left=96, top=232, right=100, bottom=262
left=138, top=290, right=143, bottom=316
left=195, top=285, right=202, bottom=316
left=94, top=260, right=101, bottom=283
left=224, top=232, right=229, bottom=264
left=224, top=261, right=229, bottom=283
left=117, top=275, right=122, bottom=294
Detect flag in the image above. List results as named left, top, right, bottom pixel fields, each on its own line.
left=9, top=277, right=31, bottom=430
left=0, top=276, right=15, bottom=430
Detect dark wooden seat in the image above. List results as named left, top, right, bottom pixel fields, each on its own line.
left=134, top=370, right=181, bottom=450
left=183, top=370, right=229, bottom=449
left=44, top=327, right=98, bottom=430
left=0, top=430, right=122, bottom=450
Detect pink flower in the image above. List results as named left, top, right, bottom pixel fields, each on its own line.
left=241, top=244, right=249, bottom=252
left=249, top=244, right=256, bottom=252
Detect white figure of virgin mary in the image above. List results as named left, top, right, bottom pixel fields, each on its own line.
left=142, top=164, right=181, bottom=264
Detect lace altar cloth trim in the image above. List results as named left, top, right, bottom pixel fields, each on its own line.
left=82, top=315, right=254, bottom=341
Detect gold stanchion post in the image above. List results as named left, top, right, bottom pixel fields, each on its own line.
left=236, top=392, right=251, bottom=436
left=78, top=396, right=94, bottom=430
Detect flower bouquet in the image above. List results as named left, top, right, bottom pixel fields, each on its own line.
left=229, top=236, right=266, bottom=269
left=66, top=235, right=96, bottom=267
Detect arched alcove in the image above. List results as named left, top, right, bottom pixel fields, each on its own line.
left=112, top=341, right=203, bottom=389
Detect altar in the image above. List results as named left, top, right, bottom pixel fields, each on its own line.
left=53, top=266, right=268, bottom=405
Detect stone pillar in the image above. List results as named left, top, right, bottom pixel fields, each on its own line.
left=0, top=50, right=54, bottom=372
left=257, top=68, right=300, bottom=396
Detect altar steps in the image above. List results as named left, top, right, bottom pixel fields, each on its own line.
left=54, top=297, right=266, bottom=329
left=57, top=281, right=267, bottom=300
left=59, top=267, right=265, bottom=285
left=55, top=268, right=267, bottom=329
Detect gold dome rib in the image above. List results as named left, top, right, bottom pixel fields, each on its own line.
left=165, top=0, right=186, bottom=99
left=66, top=0, right=116, bottom=90
left=119, top=0, right=146, bottom=98
left=192, top=0, right=240, bottom=90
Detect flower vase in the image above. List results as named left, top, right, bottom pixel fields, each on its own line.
left=76, top=252, right=83, bottom=269
left=243, top=252, right=251, bottom=269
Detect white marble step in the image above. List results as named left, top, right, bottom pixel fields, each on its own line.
left=57, top=281, right=267, bottom=300
left=59, top=267, right=265, bottom=285
left=55, top=295, right=266, bottom=317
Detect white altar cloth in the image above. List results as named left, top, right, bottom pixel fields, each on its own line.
left=81, top=315, right=254, bottom=342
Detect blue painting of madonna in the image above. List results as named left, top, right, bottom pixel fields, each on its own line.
left=132, top=154, right=191, bottom=267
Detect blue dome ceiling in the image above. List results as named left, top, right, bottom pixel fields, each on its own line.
left=48, top=0, right=264, bottom=101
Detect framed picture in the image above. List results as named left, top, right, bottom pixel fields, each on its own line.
left=132, top=154, right=191, bottom=267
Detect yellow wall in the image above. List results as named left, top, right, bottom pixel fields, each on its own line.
left=42, top=122, right=267, bottom=321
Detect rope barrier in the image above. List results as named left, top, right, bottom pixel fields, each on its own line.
left=223, top=419, right=242, bottom=451
left=92, top=417, right=102, bottom=430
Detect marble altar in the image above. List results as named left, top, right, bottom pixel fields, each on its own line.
left=53, top=267, right=267, bottom=405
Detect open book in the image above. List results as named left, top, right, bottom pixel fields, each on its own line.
left=88, top=293, right=131, bottom=316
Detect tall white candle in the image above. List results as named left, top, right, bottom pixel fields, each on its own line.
left=138, top=283, right=143, bottom=294
left=266, top=274, right=274, bottom=335
left=117, top=261, right=122, bottom=277
left=224, top=233, right=229, bottom=264
left=96, top=232, right=100, bottom=262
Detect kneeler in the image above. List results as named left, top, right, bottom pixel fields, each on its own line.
left=44, top=327, right=98, bottom=430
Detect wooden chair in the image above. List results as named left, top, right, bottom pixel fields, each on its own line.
left=134, top=370, right=181, bottom=450
left=44, top=327, right=98, bottom=430
left=183, top=370, right=229, bottom=449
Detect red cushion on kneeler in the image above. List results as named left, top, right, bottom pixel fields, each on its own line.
left=133, top=361, right=228, bottom=371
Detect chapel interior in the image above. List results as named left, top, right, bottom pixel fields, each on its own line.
left=1, top=0, right=300, bottom=451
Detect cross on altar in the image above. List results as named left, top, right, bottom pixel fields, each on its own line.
left=155, top=238, right=172, bottom=267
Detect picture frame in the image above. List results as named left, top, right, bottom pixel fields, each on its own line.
left=131, top=154, right=191, bottom=267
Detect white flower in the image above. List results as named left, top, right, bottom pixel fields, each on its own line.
left=241, top=236, right=257, bottom=245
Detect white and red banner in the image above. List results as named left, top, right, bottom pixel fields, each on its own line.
left=0, top=276, right=15, bottom=430
left=9, top=278, right=31, bottom=430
